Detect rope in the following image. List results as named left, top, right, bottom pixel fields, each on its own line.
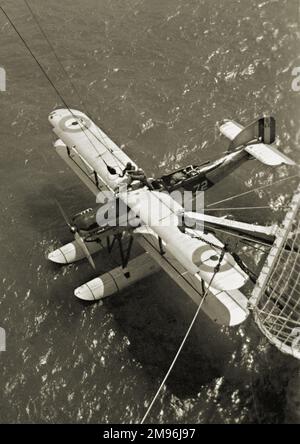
left=207, top=174, right=299, bottom=208
left=239, top=240, right=269, bottom=253
left=202, top=224, right=273, bottom=248
left=0, top=5, right=71, bottom=109
left=205, top=206, right=290, bottom=212
left=140, top=248, right=226, bottom=424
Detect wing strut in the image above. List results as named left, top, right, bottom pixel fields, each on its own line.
left=117, top=234, right=134, bottom=270
left=158, top=237, right=165, bottom=255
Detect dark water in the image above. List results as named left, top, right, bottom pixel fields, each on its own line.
left=0, top=0, right=299, bottom=423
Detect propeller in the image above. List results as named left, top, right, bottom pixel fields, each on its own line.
left=55, top=200, right=96, bottom=270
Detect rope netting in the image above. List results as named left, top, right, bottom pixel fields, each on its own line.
left=250, top=183, right=300, bottom=360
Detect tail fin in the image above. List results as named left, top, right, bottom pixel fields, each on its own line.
left=228, top=116, right=276, bottom=152
left=220, top=117, right=295, bottom=166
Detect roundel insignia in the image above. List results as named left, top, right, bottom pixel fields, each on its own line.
left=59, top=114, right=92, bottom=133
left=193, top=244, right=232, bottom=274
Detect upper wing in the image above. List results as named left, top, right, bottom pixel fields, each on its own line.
left=49, top=108, right=138, bottom=196
left=125, top=188, right=248, bottom=290
left=125, top=187, right=249, bottom=325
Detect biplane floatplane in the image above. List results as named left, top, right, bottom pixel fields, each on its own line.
left=47, top=110, right=296, bottom=330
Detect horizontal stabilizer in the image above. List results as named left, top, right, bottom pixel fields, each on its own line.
left=219, top=120, right=243, bottom=141
left=244, top=143, right=295, bottom=166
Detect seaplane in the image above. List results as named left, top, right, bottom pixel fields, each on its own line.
left=47, top=110, right=295, bottom=327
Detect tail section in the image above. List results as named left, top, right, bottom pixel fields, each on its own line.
left=220, top=117, right=295, bottom=166
left=227, top=116, right=276, bottom=151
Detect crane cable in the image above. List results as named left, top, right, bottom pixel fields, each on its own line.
left=23, top=0, right=87, bottom=111
left=140, top=247, right=226, bottom=424
left=207, top=174, right=299, bottom=208
left=0, top=5, right=70, bottom=108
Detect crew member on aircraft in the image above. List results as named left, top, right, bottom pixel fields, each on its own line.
left=120, top=162, right=135, bottom=177
left=120, top=162, right=154, bottom=189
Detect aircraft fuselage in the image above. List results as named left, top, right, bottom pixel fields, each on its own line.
left=161, top=148, right=250, bottom=194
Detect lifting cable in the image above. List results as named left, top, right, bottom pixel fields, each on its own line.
left=23, top=0, right=88, bottom=111
left=0, top=5, right=70, bottom=109
left=205, top=205, right=291, bottom=211
left=207, top=174, right=299, bottom=208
